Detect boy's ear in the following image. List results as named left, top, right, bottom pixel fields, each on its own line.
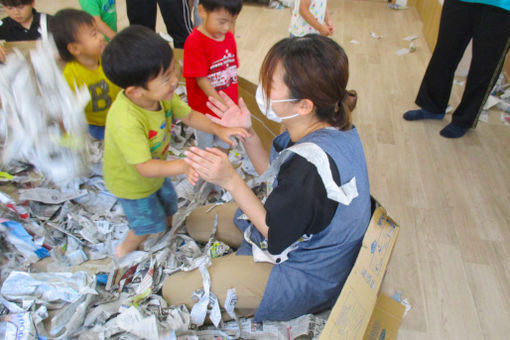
left=67, top=42, right=80, bottom=57
left=298, top=99, right=315, bottom=116
left=125, top=85, right=143, bottom=98
left=197, top=4, right=207, bottom=20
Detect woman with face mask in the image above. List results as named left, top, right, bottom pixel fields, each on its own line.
left=163, top=34, right=371, bottom=322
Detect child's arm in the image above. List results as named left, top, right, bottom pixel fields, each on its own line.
left=299, top=0, right=331, bottom=36
left=181, top=109, right=250, bottom=147
left=325, top=7, right=335, bottom=35
left=196, top=77, right=225, bottom=105
left=135, top=158, right=199, bottom=185
left=93, top=17, right=116, bottom=40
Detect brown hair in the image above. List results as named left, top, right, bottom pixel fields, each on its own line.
left=259, top=35, right=357, bottom=131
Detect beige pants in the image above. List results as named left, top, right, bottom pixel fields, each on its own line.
left=162, top=203, right=273, bottom=317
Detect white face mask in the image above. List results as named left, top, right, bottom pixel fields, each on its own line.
left=256, top=84, right=299, bottom=123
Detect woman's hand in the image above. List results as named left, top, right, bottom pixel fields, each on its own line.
left=206, top=91, right=252, bottom=129
left=184, top=146, right=237, bottom=190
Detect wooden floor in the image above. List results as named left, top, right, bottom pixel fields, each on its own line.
left=33, top=1, right=510, bottom=339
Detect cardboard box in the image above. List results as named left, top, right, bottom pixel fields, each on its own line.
left=321, top=206, right=402, bottom=340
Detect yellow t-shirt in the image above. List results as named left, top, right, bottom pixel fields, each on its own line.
left=103, top=91, right=191, bottom=199
left=64, top=60, right=121, bottom=126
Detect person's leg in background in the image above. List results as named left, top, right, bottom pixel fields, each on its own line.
left=404, top=0, right=475, bottom=121
left=158, top=0, right=194, bottom=48
left=126, top=0, right=158, bottom=30
left=443, top=4, right=510, bottom=136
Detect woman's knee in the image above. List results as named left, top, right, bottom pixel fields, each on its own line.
left=186, top=203, right=243, bottom=248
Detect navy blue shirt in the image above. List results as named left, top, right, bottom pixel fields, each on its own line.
left=0, top=10, right=49, bottom=41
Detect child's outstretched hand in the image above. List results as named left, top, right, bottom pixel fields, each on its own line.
left=184, top=146, right=235, bottom=189
left=213, top=124, right=251, bottom=147
left=206, top=91, right=252, bottom=129
left=184, top=158, right=200, bottom=186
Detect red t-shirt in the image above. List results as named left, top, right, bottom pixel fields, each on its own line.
left=183, top=28, right=239, bottom=118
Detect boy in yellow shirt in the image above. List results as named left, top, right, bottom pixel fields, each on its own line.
left=101, top=25, right=248, bottom=257
left=49, top=9, right=120, bottom=140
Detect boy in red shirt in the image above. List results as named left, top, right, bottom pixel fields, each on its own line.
left=183, top=0, right=242, bottom=151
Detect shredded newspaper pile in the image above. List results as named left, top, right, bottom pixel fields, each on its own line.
left=0, top=41, right=326, bottom=339
left=481, top=73, right=510, bottom=125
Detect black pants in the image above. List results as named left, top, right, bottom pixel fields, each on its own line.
left=126, top=0, right=194, bottom=48
left=415, top=0, right=510, bottom=128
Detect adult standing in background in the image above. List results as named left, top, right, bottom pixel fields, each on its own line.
left=403, top=0, right=510, bottom=138
left=125, top=0, right=200, bottom=48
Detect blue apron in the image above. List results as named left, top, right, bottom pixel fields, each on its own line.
left=235, top=127, right=371, bottom=321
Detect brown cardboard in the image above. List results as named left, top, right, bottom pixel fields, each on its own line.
left=363, top=294, right=406, bottom=340
left=320, top=206, right=401, bottom=340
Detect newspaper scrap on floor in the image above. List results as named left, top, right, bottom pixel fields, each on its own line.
left=388, top=3, right=408, bottom=10
left=403, top=35, right=418, bottom=42
left=479, top=73, right=510, bottom=124
left=396, top=41, right=416, bottom=56
left=501, top=109, right=510, bottom=126
left=0, top=312, right=38, bottom=340
left=370, top=31, right=382, bottom=40
left=192, top=313, right=326, bottom=340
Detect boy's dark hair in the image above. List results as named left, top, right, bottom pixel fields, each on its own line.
left=199, top=0, right=242, bottom=16
left=102, top=25, right=173, bottom=89
left=48, top=9, right=95, bottom=62
left=0, top=0, right=33, bottom=6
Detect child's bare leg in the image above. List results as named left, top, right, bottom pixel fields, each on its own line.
left=116, top=230, right=150, bottom=257
left=166, top=215, right=173, bottom=228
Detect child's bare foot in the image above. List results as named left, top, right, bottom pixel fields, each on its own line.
left=115, top=244, right=126, bottom=258
left=115, top=230, right=149, bottom=257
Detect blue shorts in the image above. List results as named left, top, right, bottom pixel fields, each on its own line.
left=88, top=124, right=105, bottom=140
left=118, top=178, right=178, bottom=236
